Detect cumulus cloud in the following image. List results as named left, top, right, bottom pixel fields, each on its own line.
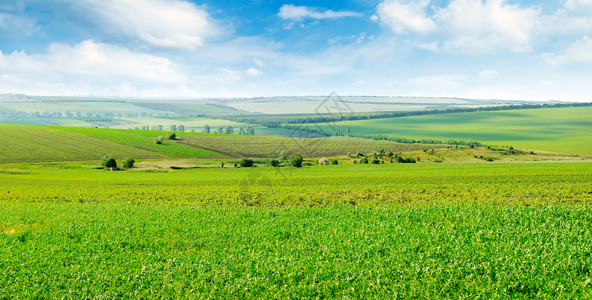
left=278, top=4, right=362, bottom=21
left=70, top=0, right=219, bottom=50
left=377, top=0, right=540, bottom=53
left=434, top=0, right=540, bottom=53
left=0, top=40, right=188, bottom=95
left=376, top=0, right=436, bottom=34
left=542, top=36, right=592, bottom=65
left=246, top=68, right=263, bottom=76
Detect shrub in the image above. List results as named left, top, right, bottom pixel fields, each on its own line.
left=270, top=160, right=280, bottom=167
left=166, top=132, right=177, bottom=140
left=240, top=158, right=255, bottom=167
left=371, top=158, right=381, bottom=164
left=104, top=158, right=117, bottom=169
left=318, top=158, right=330, bottom=165
left=290, top=154, right=303, bottom=168
left=100, top=154, right=112, bottom=167
left=154, top=136, right=164, bottom=144
left=360, top=157, right=369, bottom=164
left=122, top=158, right=135, bottom=169
left=330, top=159, right=339, bottom=165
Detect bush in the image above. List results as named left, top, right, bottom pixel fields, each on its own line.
left=270, top=160, right=280, bottom=167
left=100, top=155, right=117, bottom=169
left=239, top=158, right=255, bottom=167
left=396, top=156, right=416, bottom=163
left=360, top=157, right=369, bottom=164
left=154, top=136, right=164, bottom=144
left=318, top=158, right=330, bottom=165
left=371, top=158, right=381, bottom=164
left=330, top=159, right=339, bottom=165
left=166, top=132, right=177, bottom=140
left=290, top=154, right=303, bottom=168
left=122, top=158, right=135, bottom=169
left=100, top=154, right=112, bottom=167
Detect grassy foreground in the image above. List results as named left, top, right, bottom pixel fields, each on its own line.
left=1, top=162, right=592, bottom=298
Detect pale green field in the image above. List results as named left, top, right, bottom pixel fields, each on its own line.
left=111, top=117, right=257, bottom=131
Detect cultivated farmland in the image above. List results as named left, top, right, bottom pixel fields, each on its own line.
left=1, top=162, right=592, bottom=298
left=295, top=106, right=592, bottom=155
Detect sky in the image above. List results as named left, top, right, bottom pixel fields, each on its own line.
left=0, top=0, right=591, bottom=100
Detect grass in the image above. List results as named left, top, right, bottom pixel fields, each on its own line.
left=0, top=125, right=227, bottom=163
left=179, top=134, right=440, bottom=158
left=297, top=106, right=592, bottom=155
left=1, top=162, right=592, bottom=297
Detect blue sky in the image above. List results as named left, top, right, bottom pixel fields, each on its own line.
left=0, top=0, right=591, bottom=100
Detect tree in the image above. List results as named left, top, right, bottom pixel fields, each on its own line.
left=178, top=125, right=185, bottom=132
left=247, top=127, right=255, bottom=135
left=360, top=157, right=369, bottom=164
left=166, top=132, right=176, bottom=140
left=171, top=125, right=177, bottom=132
left=100, top=154, right=113, bottom=167
left=225, top=126, right=234, bottom=134
left=203, top=125, right=210, bottom=133
left=330, top=158, right=339, bottom=165
left=100, top=155, right=117, bottom=169
left=154, top=136, right=164, bottom=144
left=122, top=158, right=135, bottom=169
left=239, top=127, right=246, bottom=135
left=239, top=158, right=254, bottom=167
left=290, top=154, right=303, bottom=168
left=270, top=160, right=280, bottom=167
left=217, top=126, right=224, bottom=134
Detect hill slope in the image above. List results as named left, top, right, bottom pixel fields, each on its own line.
left=0, top=125, right=441, bottom=163
left=0, top=125, right=226, bottom=164
left=296, top=106, right=592, bottom=155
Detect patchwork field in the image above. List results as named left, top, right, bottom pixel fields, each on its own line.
left=296, top=106, right=592, bottom=155
left=1, top=162, right=592, bottom=298
left=179, top=134, right=439, bottom=158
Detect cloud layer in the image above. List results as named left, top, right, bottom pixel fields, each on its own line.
left=69, top=0, right=219, bottom=50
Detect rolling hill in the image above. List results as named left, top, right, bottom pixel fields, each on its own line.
left=295, top=106, right=592, bottom=155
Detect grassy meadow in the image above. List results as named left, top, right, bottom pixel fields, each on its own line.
left=1, top=162, right=592, bottom=298
left=1, top=102, right=592, bottom=298
left=298, top=106, right=592, bottom=155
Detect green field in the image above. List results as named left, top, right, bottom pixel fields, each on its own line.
left=1, top=162, right=592, bottom=297
left=0, top=125, right=227, bottom=163
left=179, top=134, right=440, bottom=158
left=297, top=106, right=592, bottom=155
left=0, top=125, right=446, bottom=163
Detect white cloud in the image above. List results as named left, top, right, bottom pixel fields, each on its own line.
left=0, top=13, right=38, bottom=35
left=434, top=0, right=540, bottom=53
left=377, top=0, right=436, bottom=34
left=278, top=4, right=362, bottom=22
left=0, top=40, right=187, bottom=95
left=377, top=0, right=540, bottom=53
left=564, top=0, right=592, bottom=14
left=253, top=57, right=264, bottom=67
left=416, top=42, right=439, bottom=52
left=71, top=0, right=219, bottom=50
left=543, top=36, right=592, bottom=64
left=246, top=68, right=263, bottom=76
left=478, top=69, right=499, bottom=78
